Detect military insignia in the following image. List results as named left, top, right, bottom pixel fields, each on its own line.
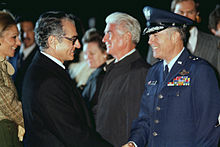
left=148, top=80, right=157, bottom=85
left=177, top=61, right=182, bottom=64
left=143, top=8, right=151, bottom=20
left=179, top=69, right=189, bottom=75
left=167, top=76, right=190, bottom=86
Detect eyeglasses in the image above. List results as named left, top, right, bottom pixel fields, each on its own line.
left=61, top=36, right=78, bottom=45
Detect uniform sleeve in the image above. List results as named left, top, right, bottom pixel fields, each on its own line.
left=0, top=71, right=24, bottom=127
left=193, top=63, right=220, bottom=144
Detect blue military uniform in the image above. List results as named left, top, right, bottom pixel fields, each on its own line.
left=129, top=48, right=220, bottom=147
left=128, top=6, right=220, bottom=147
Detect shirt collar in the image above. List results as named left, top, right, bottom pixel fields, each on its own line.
left=163, top=47, right=184, bottom=72
left=115, top=48, right=136, bottom=63
left=19, top=43, right=36, bottom=60
left=40, top=51, right=65, bottom=69
left=187, top=26, right=198, bottom=53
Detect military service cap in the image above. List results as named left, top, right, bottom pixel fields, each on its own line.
left=143, top=6, right=194, bottom=35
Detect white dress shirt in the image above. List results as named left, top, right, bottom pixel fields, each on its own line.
left=187, top=26, right=198, bottom=53
left=40, top=51, right=65, bottom=69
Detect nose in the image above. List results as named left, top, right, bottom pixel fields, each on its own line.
left=16, top=37, right=21, bottom=46
left=102, top=34, right=108, bottom=43
left=148, top=34, right=154, bottom=45
left=74, top=39, right=81, bottom=49
left=182, top=12, right=189, bottom=18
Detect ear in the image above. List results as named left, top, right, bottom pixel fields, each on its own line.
left=210, top=29, right=216, bottom=35
left=124, top=31, right=132, bottom=41
left=48, top=36, right=58, bottom=49
left=171, top=31, right=179, bottom=42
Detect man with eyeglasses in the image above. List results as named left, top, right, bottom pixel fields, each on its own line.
left=21, top=11, right=113, bottom=147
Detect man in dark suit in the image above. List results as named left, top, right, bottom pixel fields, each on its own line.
left=21, top=11, right=112, bottom=147
left=95, top=12, right=151, bottom=147
left=147, top=0, right=220, bottom=82
left=123, top=6, right=220, bottom=147
left=8, top=16, right=39, bottom=100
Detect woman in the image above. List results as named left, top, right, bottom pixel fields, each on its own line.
left=81, top=28, right=113, bottom=119
left=0, top=10, right=24, bottom=147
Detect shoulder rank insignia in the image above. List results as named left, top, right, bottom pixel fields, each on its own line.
left=179, top=69, right=189, bottom=75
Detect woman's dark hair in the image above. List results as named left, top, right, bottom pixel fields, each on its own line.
left=82, top=28, right=106, bottom=53
left=0, top=10, right=16, bottom=36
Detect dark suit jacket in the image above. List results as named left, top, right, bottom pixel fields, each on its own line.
left=95, top=50, right=151, bottom=147
left=130, top=49, right=220, bottom=147
left=9, top=45, right=39, bottom=100
left=22, top=52, right=113, bottom=147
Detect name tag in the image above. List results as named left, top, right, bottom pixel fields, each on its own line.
left=168, top=76, right=190, bottom=86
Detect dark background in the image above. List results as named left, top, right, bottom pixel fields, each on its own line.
left=1, top=0, right=219, bottom=59
left=2, top=0, right=219, bottom=33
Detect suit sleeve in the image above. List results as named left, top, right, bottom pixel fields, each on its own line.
left=128, top=74, right=151, bottom=147
left=0, top=70, right=24, bottom=127
left=192, top=63, right=220, bottom=145
left=37, top=77, right=112, bottom=147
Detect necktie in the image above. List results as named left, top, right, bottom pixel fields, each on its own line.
left=163, top=65, right=169, bottom=80
left=17, top=53, right=24, bottom=69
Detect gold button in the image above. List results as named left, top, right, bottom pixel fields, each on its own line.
left=153, top=132, right=158, bottom=136
left=158, top=94, right=163, bottom=99
left=156, top=106, right=161, bottom=111
left=154, top=120, right=159, bottom=124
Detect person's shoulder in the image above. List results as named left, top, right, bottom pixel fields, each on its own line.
left=131, top=56, right=151, bottom=71
left=198, top=30, right=220, bottom=42
left=187, top=54, right=214, bottom=71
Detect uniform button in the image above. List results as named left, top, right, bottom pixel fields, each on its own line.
left=153, top=132, right=158, bottom=136
left=154, top=120, right=159, bottom=124
left=158, top=94, right=163, bottom=99
left=156, top=106, right=161, bottom=111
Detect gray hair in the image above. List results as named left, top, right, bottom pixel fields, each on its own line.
left=105, top=12, right=141, bottom=44
left=34, top=11, right=75, bottom=51
left=167, top=27, right=187, bottom=43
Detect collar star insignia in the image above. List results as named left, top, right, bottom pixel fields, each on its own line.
left=179, top=69, right=189, bottom=75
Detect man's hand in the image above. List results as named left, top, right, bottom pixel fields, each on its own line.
left=122, top=142, right=135, bottom=147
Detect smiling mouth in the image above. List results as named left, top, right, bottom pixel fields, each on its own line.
left=151, top=46, right=158, bottom=50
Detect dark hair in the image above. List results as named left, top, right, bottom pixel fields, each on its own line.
left=34, top=11, right=75, bottom=51
left=82, top=28, right=106, bottom=53
left=208, top=5, right=220, bottom=30
left=170, top=0, right=199, bottom=12
left=0, top=10, right=16, bottom=36
left=16, top=15, right=36, bottom=26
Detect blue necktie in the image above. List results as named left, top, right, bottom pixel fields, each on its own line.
left=163, top=65, right=169, bottom=80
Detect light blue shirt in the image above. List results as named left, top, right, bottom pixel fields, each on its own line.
left=163, top=47, right=185, bottom=72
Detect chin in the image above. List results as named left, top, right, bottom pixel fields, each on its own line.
left=8, top=53, right=15, bottom=57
